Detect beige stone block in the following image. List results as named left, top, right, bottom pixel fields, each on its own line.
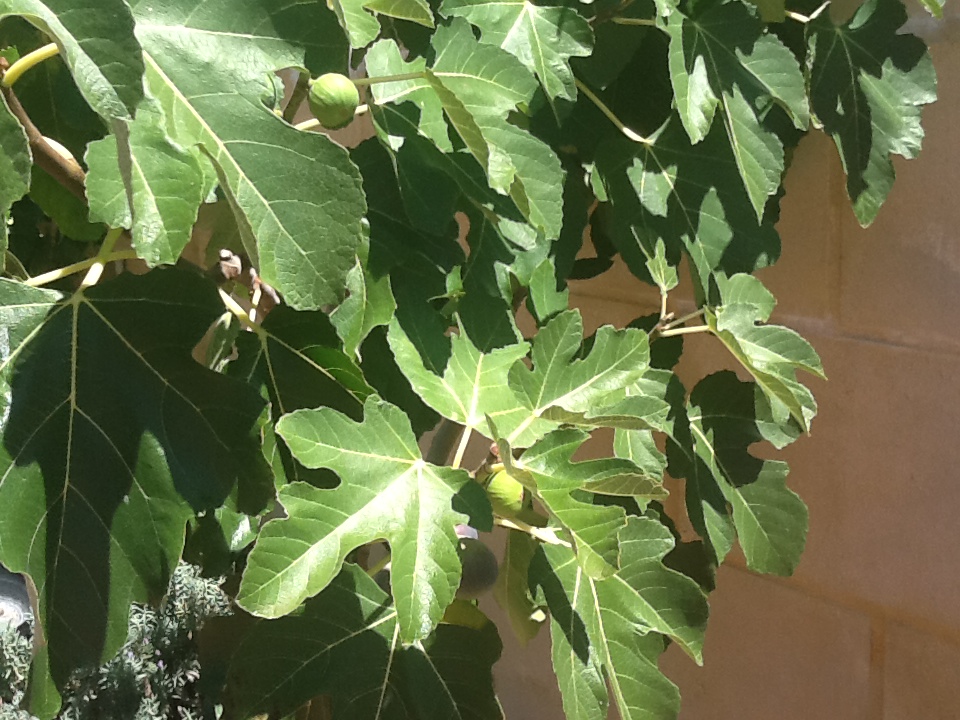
left=487, top=604, right=566, bottom=718
left=836, top=40, right=960, bottom=354
left=570, top=291, right=658, bottom=334
left=571, top=132, right=842, bottom=326
left=661, top=567, right=873, bottom=720
left=777, top=334, right=960, bottom=631
left=758, top=131, right=843, bottom=323
left=478, top=528, right=567, bottom=719
left=569, top=254, right=663, bottom=309
left=884, top=622, right=960, bottom=720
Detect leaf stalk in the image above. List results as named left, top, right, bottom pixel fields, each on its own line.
left=660, top=307, right=706, bottom=331
left=23, top=249, right=138, bottom=288
left=611, top=17, right=658, bottom=26
left=785, top=2, right=830, bottom=23
left=353, top=71, right=427, bottom=87
left=1, top=43, right=59, bottom=88
left=217, top=288, right=261, bottom=332
left=658, top=324, right=711, bottom=337
left=365, top=551, right=391, bottom=578
left=495, top=517, right=571, bottom=548
left=574, top=77, right=652, bottom=145
left=452, top=427, right=473, bottom=470
left=79, top=228, right=124, bottom=289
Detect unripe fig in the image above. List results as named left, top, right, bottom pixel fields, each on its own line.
left=484, top=470, right=547, bottom=526
left=308, top=73, right=359, bottom=129
left=484, top=470, right=525, bottom=518
left=456, top=537, right=498, bottom=600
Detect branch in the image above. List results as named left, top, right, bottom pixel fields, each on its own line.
left=425, top=418, right=465, bottom=465
left=282, top=72, right=310, bottom=123
left=0, top=58, right=87, bottom=202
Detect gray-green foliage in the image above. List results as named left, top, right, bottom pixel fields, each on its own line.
left=0, top=564, right=229, bottom=720
left=0, top=0, right=939, bottom=717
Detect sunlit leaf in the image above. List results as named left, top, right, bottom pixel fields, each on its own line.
left=130, top=0, right=365, bottom=310
left=0, top=269, right=268, bottom=707
left=808, top=0, right=937, bottom=225
left=238, top=397, right=492, bottom=642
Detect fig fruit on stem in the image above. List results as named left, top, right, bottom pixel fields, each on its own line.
left=307, top=73, right=360, bottom=129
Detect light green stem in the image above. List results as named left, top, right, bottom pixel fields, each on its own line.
left=352, top=71, right=426, bottom=87
left=217, top=288, right=261, bottom=332
left=1, top=43, right=59, bottom=88
left=505, top=414, right=536, bottom=447
left=785, top=2, right=829, bottom=23
left=495, top=517, right=571, bottom=548
left=574, top=77, right=652, bottom=145
left=24, top=248, right=139, bottom=288
left=661, top=307, right=706, bottom=331
left=452, top=427, right=473, bottom=470
left=79, top=227, right=124, bottom=289
left=611, top=17, right=658, bottom=26
left=659, top=324, right=711, bottom=337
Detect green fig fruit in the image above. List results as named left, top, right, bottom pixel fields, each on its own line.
left=308, top=73, right=359, bottom=129
left=485, top=469, right=525, bottom=518
left=484, top=470, right=547, bottom=526
left=456, top=537, right=498, bottom=599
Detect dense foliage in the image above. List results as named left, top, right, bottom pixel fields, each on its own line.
left=0, top=0, right=938, bottom=717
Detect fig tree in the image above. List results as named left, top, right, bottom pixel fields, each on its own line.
left=308, top=73, right=360, bottom=129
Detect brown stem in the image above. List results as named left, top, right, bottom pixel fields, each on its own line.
left=0, top=58, right=86, bottom=201
left=425, top=418, right=464, bottom=465
left=283, top=72, right=310, bottom=124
